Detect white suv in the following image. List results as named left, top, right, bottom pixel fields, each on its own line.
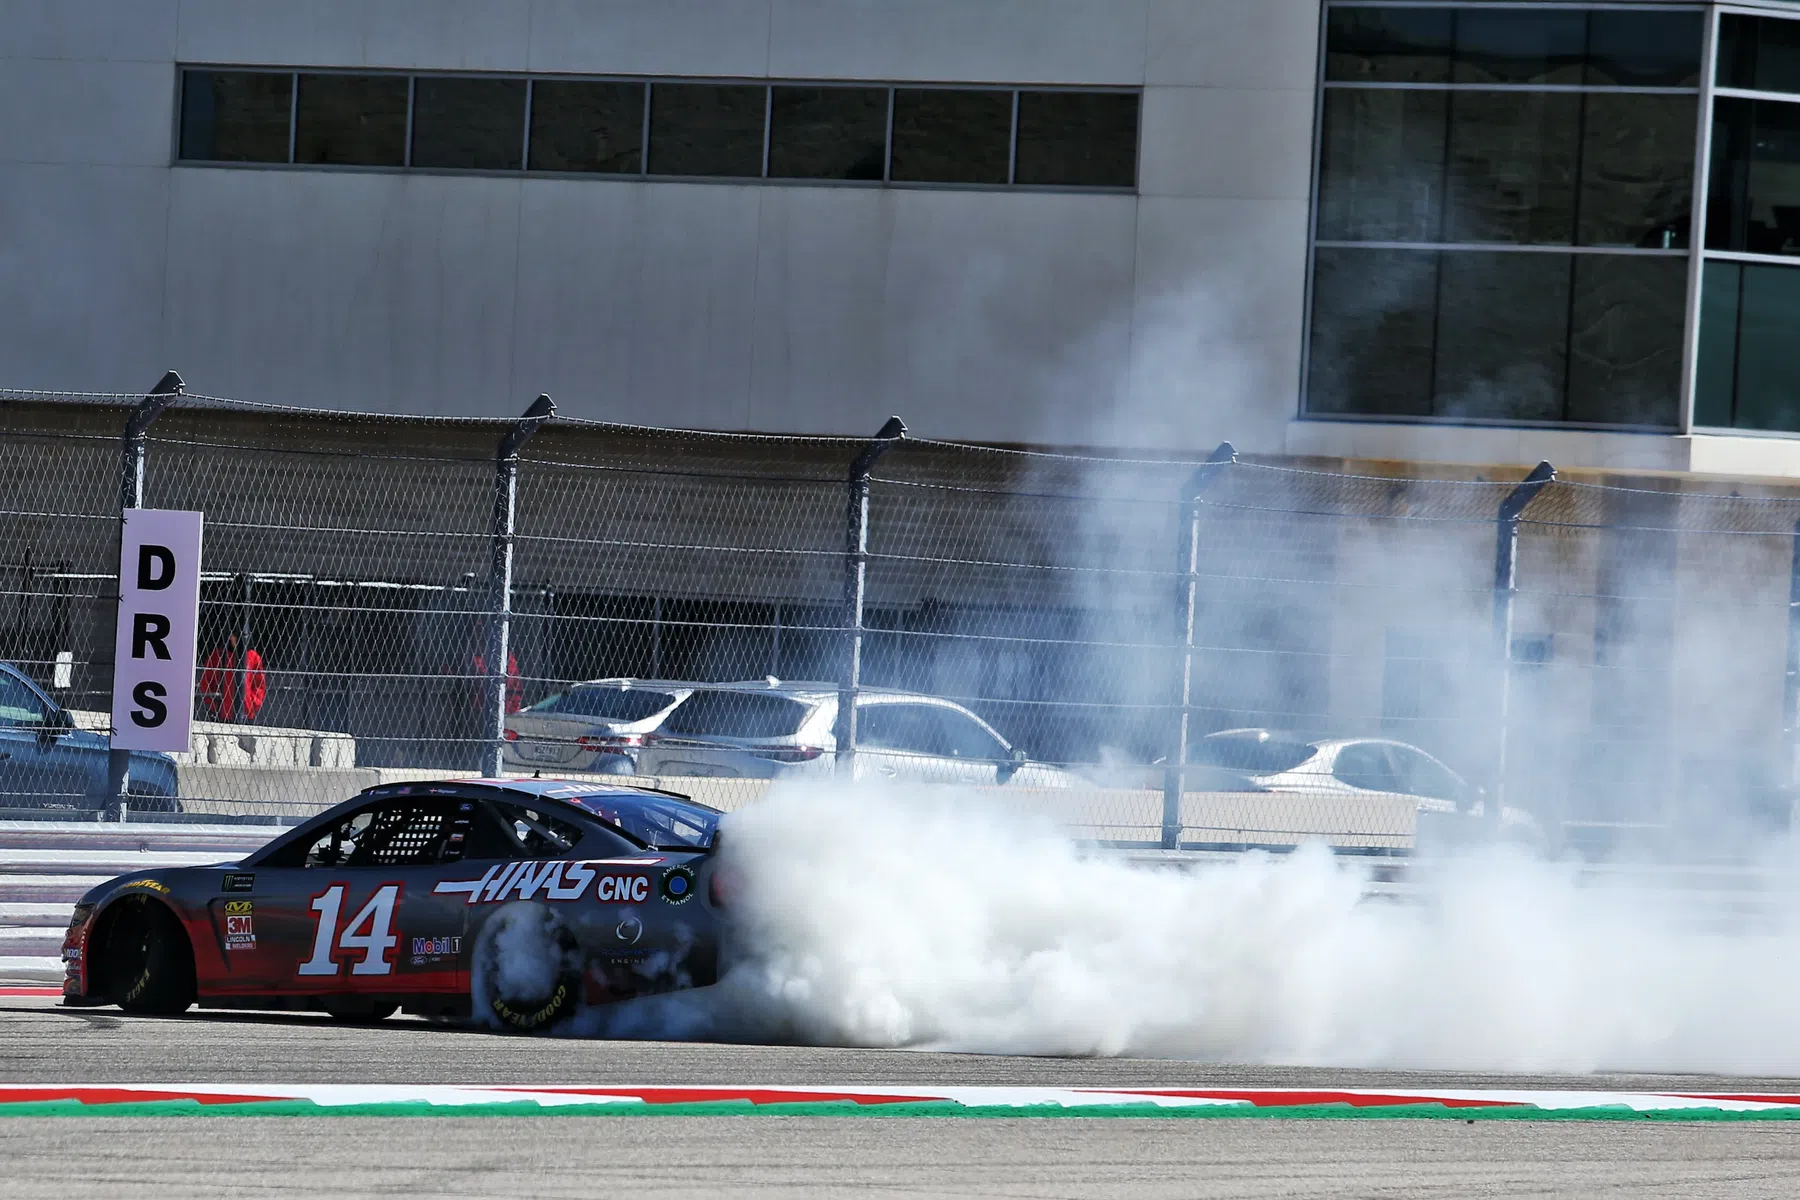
left=634, top=680, right=1081, bottom=788
left=502, top=679, right=693, bottom=774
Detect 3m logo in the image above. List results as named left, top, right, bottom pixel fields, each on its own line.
left=223, top=899, right=255, bottom=950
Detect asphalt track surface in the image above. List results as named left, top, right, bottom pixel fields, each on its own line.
left=7, top=997, right=1800, bottom=1198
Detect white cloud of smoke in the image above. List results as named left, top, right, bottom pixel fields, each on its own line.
left=576, top=782, right=1800, bottom=1076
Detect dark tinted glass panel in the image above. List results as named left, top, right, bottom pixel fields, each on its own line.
left=1433, top=252, right=1571, bottom=421
left=1694, top=261, right=1741, bottom=428
left=1585, top=11, right=1702, bottom=87
left=1707, top=97, right=1800, bottom=257
left=1306, top=248, right=1438, bottom=416
left=180, top=70, right=292, bottom=163
left=411, top=77, right=525, bottom=170
left=1718, top=14, right=1800, bottom=95
left=529, top=80, right=644, bottom=173
left=1577, top=93, right=1695, bottom=248
left=767, top=85, right=887, bottom=180
left=1013, top=91, right=1138, bottom=188
left=1453, top=10, right=1586, bottom=85
left=1317, top=89, right=1446, bottom=241
left=662, top=690, right=812, bottom=738
left=890, top=88, right=1012, bottom=184
left=295, top=74, right=408, bottom=166
left=1444, top=91, right=1579, bottom=244
left=647, top=83, right=766, bottom=177
left=1734, top=262, right=1800, bottom=431
left=1565, top=255, right=1685, bottom=426
left=1325, top=8, right=1452, bottom=84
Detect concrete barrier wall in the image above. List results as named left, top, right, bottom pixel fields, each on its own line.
left=73, top=711, right=356, bottom=769
left=170, top=765, right=1421, bottom=849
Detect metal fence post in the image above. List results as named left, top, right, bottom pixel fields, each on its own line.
left=836, top=416, right=907, bottom=778
left=107, top=371, right=185, bottom=815
left=1162, top=442, right=1235, bottom=850
left=1492, top=460, right=1554, bottom=828
left=483, top=394, right=555, bottom=777
left=1785, top=519, right=1800, bottom=802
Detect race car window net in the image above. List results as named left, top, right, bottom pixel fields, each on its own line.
left=290, top=800, right=460, bottom=868
left=660, top=690, right=813, bottom=739
left=524, top=687, right=677, bottom=722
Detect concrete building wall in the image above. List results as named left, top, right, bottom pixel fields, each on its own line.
left=0, top=0, right=1322, bottom=455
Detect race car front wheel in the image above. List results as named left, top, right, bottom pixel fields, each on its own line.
left=103, top=899, right=196, bottom=1016
left=471, top=903, right=582, bottom=1033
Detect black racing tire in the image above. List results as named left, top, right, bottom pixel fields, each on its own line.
left=321, top=997, right=400, bottom=1023
left=104, top=899, right=196, bottom=1016
left=472, top=904, right=582, bottom=1033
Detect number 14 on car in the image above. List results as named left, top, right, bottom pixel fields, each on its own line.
left=298, top=884, right=401, bottom=977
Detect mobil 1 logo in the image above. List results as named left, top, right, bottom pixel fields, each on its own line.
left=109, top=509, right=203, bottom=754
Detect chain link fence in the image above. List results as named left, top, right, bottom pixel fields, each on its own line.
left=4, top=381, right=1798, bottom=856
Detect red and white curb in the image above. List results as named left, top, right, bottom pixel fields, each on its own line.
left=4, top=1084, right=1800, bottom=1117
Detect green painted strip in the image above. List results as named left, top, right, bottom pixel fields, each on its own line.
left=3, top=1098, right=1800, bottom=1120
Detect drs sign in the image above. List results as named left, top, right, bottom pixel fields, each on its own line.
left=110, top=509, right=204, bottom=753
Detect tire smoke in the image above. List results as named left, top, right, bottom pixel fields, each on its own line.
left=579, top=783, right=1800, bottom=1074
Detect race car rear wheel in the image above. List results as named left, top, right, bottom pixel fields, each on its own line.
left=103, top=899, right=196, bottom=1016
left=472, top=903, right=582, bottom=1033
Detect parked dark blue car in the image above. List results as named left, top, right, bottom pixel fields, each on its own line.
left=0, top=662, right=179, bottom=812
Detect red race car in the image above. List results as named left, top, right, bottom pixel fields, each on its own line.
left=60, top=779, right=726, bottom=1031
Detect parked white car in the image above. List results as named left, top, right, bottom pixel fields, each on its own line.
left=502, top=678, right=692, bottom=774
left=634, top=680, right=1083, bottom=788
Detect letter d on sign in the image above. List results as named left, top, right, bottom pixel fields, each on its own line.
left=110, top=510, right=203, bottom=753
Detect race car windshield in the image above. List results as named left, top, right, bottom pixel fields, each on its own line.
left=567, top=793, right=721, bottom=850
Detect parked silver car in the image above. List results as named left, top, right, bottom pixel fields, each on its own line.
left=634, top=680, right=1083, bottom=788
left=1183, top=728, right=1540, bottom=839
left=501, top=678, right=693, bottom=774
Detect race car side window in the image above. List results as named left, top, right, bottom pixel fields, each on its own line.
left=278, top=799, right=465, bottom=868
left=485, top=800, right=591, bottom=858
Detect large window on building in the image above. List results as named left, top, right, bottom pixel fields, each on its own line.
left=176, top=67, right=1139, bottom=193
left=179, top=70, right=293, bottom=163
left=768, top=85, right=888, bottom=181
left=528, top=80, right=645, bottom=174
left=890, top=88, right=1014, bottom=185
left=411, top=77, right=525, bottom=171
left=1697, top=12, right=1800, bottom=433
left=295, top=73, right=410, bottom=167
left=647, top=83, right=767, bottom=178
left=1306, top=5, right=1702, bottom=428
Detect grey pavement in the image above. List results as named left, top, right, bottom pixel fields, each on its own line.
left=7, top=998, right=1800, bottom=1198
left=5, top=1116, right=1800, bottom=1199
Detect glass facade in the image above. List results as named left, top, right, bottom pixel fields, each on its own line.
left=1306, top=5, right=1701, bottom=428
left=1698, top=11, right=1800, bottom=433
